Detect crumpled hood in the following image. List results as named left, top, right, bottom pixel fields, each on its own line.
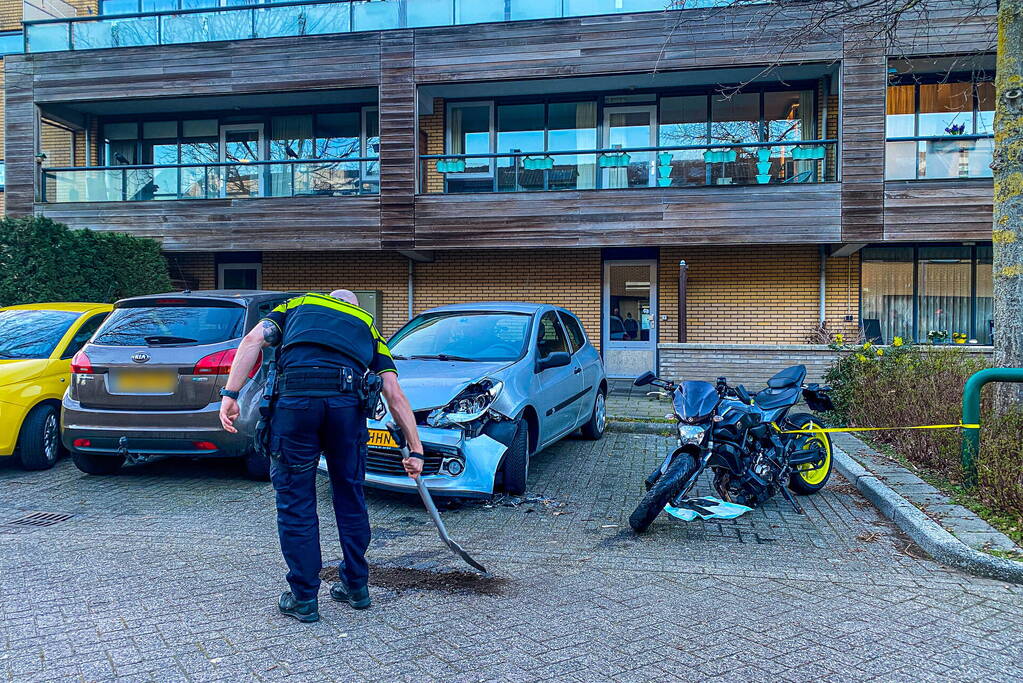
left=0, top=359, right=50, bottom=389
left=395, top=359, right=512, bottom=411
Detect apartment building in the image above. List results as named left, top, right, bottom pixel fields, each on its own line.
left=2, top=1, right=996, bottom=378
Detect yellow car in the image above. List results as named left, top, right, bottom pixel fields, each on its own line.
left=0, top=302, right=112, bottom=470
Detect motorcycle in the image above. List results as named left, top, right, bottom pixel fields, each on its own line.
left=628, top=364, right=835, bottom=533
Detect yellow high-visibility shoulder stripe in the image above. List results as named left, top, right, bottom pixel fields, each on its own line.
left=285, top=292, right=374, bottom=327
left=376, top=339, right=393, bottom=359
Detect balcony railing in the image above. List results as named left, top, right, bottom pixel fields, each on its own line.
left=885, top=135, right=994, bottom=181
left=40, top=157, right=379, bottom=203
left=420, top=140, right=838, bottom=194
left=24, top=0, right=701, bottom=53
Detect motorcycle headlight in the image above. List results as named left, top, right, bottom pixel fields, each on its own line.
left=677, top=424, right=708, bottom=445
left=427, top=379, right=504, bottom=427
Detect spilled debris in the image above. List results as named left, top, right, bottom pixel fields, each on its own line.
left=320, top=564, right=508, bottom=596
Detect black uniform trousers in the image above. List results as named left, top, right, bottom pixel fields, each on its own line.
left=269, top=393, right=370, bottom=602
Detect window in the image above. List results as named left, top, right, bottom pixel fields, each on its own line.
left=62, top=314, right=110, bottom=359
left=218, top=263, right=262, bottom=290
left=447, top=101, right=493, bottom=177
left=558, top=312, right=586, bottom=354
left=0, top=161, right=5, bottom=191
left=885, top=76, right=995, bottom=180
left=537, top=312, right=568, bottom=358
left=860, top=244, right=993, bottom=344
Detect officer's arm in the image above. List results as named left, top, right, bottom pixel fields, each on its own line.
left=381, top=372, right=424, bottom=455
left=225, top=321, right=277, bottom=393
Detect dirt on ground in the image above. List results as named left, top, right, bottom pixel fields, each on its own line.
left=319, top=564, right=508, bottom=596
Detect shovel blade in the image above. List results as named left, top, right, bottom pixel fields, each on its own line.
left=416, top=477, right=487, bottom=573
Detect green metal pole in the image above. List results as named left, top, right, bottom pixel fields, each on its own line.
left=961, top=367, right=1023, bottom=486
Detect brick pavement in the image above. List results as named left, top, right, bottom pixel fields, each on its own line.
left=1, top=432, right=1022, bottom=681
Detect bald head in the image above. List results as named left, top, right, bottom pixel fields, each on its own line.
left=329, top=289, right=360, bottom=306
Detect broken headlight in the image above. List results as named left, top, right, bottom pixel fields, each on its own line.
left=427, top=379, right=504, bottom=428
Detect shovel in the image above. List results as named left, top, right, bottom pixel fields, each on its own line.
left=385, top=422, right=487, bottom=573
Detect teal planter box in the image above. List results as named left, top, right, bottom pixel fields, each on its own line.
left=703, top=149, right=737, bottom=164
left=792, top=146, right=826, bottom=160
left=522, top=156, right=554, bottom=170
left=657, top=165, right=672, bottom=178
left=657, top=152, right=673, bottom=166
left=756, top=174, right=772, bottom=184
left=436, top=159, right=466, bottom=173
left=657, top=177, right=673, bottom=187
left=756, top=148, right=772, bottom=162
left=756, top=161, right=771, bottom=174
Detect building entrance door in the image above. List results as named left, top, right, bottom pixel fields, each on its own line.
left=220, top=123, right=265, bottom=198
left=603, top=260, right=657, bottom=378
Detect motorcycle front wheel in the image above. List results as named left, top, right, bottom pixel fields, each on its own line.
left=629, top=452, right=699, bottom=533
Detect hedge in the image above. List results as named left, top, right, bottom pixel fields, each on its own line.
left=0, top=216, right=172, bottom=306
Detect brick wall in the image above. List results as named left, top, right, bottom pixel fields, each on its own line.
left=262, top=251, right=410, bottom=335
left=40, top=121, right=74, bottom=166
left=658, top=245, right=860, bottom=345
left=413, top=248, right=602, bottom=344
left=165, top=252, right=215, bottom=291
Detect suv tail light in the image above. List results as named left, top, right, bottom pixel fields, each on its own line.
left=193, top=349, right=261, bottom=378
left=70, top=351, right=95, bottom=374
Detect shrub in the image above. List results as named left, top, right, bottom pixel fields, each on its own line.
left=825, top=341, right=989, bottom=481
left=976, top=410, right=1023, bottom=527
left=0, top=215, right=172, bottom=306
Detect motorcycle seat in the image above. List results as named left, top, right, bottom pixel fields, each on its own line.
left=766, top=364, right=807, bottom=389
left=755, top=385, right=802, bottom=410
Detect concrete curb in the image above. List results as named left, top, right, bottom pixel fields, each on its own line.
left=832, top=447, right=1023, bottom=585
left=607, top=420, right=672, bottom=435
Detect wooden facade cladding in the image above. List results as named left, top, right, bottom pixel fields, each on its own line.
left=32, top=197, right=381, bottom=251
left=883, top=180, right=994, bottom=241
left=4, top=7, right=997, bottom=249
left=414, top=185, right=842, bottom=250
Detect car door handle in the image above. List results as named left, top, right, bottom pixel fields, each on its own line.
left=573, top=367, right=582, bottom=374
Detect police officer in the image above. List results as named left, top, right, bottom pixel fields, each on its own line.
left=219, top=289, right=424, bottom=623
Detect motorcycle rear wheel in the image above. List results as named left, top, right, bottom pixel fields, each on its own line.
left=629, top=453, right=699, bottom=533
left=786, top=412, right=833, bottom=495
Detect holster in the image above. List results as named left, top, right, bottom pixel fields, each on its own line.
left=359, top=372, right=384, bottom=418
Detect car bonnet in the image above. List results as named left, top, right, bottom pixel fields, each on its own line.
left=393, top=359, right=513, bottom=412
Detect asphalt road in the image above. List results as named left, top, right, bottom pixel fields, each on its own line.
left=1, top=431, right=1022, bottom=681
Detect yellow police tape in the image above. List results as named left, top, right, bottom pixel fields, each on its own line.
left=773, top=423, right=980, bottom=435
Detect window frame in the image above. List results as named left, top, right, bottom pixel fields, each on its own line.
left=444, top=99, right=496, bottom=180
left=217, top=262, right=263, bottom=289
left=557, top=311, right=587, bottom=355
left=535, top=310, right=570, bottom=360
left=859, top=243, right=993, bottom=344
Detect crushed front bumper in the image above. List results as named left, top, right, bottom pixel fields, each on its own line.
left=318, top=423, right=508, bottom=497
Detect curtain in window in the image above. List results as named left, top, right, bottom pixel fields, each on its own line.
left=574, top=101, right=596, bottom=190
left=861, top=249, right=915, bottom=344
left=918, top=247, right=972, bottom=341
left=976, top=246, right=993, bottom=344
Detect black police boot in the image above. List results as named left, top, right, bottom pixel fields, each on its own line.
left=278, top=592, right=320, bottom=623
left=330, top=578, right=371, bottom=610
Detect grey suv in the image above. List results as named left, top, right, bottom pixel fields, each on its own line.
left=62, top=291, right=288, bottom=479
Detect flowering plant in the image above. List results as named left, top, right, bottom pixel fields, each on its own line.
left=944, top=123, right=966, bottom=136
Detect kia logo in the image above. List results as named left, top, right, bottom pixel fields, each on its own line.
left=131, top=352, right=151, bottom=364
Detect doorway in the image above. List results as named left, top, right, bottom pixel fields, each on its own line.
left=602, top=105, right=656, bottom=189
left=603, top=260, right=657, bottom=378
left=219, top=123, right=265, bottom=198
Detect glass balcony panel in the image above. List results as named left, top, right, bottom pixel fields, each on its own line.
left=142, top=0, right=177, bottom=11
left=353, top=0, right=400, bottom=31
left=919, top=138, right=993, bottom=179
left=455, top=0, right=503, bottom=24
left=180, top=166, right=218, bottom=198
left=254, top=6, right=304, bottom=39
left=0, top=31, right=24, bottom=55
left=290, top=161, right=366, bottom=196
left=221, top=163, right=262, bottom=197
left=884, top=141, right=917, bottom=180
left=27, top=23, right=70, bottom=52
left=44, top=170, right=120, bottom=202
left=509, top=0, right=561, bottom=21
left=565, top=0, right=667, bottom=16
left=300, top=3, right=351, bottom=35
left=162, top=10, right=253, bottom=44
left=73, top=16, right=157, bottom=49
left=659, top=149, right=705, bottom=187
left=406, top=0, right=454, bottom=27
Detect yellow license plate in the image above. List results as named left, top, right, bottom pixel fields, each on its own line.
left=367, top=429, right=398, bottom=449
left=111, top=370, right=177, bottom=394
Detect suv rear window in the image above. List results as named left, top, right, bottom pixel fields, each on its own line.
left=92, top=305, right=245, bottom=347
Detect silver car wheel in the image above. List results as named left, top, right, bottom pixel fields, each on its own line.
left=595, top=392, right=606, bottom=433
left=43, top=413, right=59, bottom=464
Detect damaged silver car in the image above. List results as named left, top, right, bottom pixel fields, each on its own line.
left=324, top=302, right=607, bottom=497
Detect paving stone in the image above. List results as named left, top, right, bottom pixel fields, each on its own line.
left=1, top=434, right=1022, bottom=681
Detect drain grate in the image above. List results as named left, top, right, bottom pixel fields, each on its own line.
left=6, top=512, right=74, bottom=528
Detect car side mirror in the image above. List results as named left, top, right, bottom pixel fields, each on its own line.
left=537, top=351, right=571, bottom=372
left=634, top=371, right=656, bottom=387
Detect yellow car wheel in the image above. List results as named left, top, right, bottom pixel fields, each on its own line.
left=787, top=412, right=833, bottom=495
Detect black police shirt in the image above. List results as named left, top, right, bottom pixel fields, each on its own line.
left=261, top=292, right=398, bottom=376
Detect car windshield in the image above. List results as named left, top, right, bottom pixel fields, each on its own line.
left=92, top=305, right=245, bottom=347
left=390, top=312, right=531, bottom=362
left=0, top=309, right=81, bottom=359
